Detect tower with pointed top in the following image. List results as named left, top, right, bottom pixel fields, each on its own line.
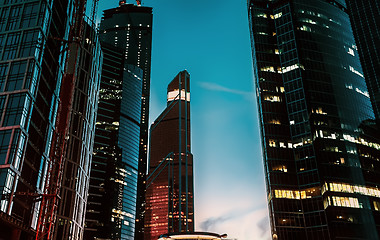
left=145, top=70, right=194, bottom=240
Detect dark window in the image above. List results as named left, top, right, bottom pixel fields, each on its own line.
left=6, top=5, right=22, bottom=31
left=0, top=63, right=8, bottom=91
left=0, top=7, right=9, bottom=32
left=21, top=2, right=39, bottom=28
left=3, top=32, right=20, bottom=60
left=0, top=130, right=12, bottom=164
left=20, top=30, right=41, bottom=58
left=0, top=34, right=5, bottom=58
left=6, top=60, right=27, bottom=91
left=3, top=93, right=26, bottom=127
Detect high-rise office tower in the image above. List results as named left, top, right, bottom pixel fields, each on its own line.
left=0, top=0, right=101, bottom=239
left=145, top=70, right=194, bottom=240
left=248, top=0, right=380, bottom=239
left=53, top=21, right=102, bottom=240
left=84, top=2, right=152, bottom=239
left=346, top=1, right=380, bottom=120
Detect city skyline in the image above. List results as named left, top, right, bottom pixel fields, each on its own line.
left=1, top=0, right=378, bottom=240
left=98, top=1, right=268, bottom=240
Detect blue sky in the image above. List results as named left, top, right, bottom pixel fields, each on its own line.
left=98, top=1, right=270, bottom=239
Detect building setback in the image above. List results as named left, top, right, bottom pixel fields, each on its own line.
left=248, top=0, right=380, bottom=239
left=145, top=70, right=194, bottom=240
left=84, top=2, right=152, bottom=239
left=0, top=0, right=101, bottom=239
left=346, top=0, right=380, bottom=120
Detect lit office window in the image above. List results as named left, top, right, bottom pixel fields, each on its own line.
left=264, top=95, right=281, bottom=102
left=374, top=201, right=380, bottom=211
left=272, top=165, right=287, bottom=172
left=274, top=187, right=320, bottom=200
left=322, top=182, right=380, bottom=198
left=325, top=196, right=361, bottom=209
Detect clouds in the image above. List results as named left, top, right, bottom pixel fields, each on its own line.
left=198, top=82, right=254, bottom=101
left=200, top=215, right=231, bottom=232
left=197, top=206, right=271, bottom=240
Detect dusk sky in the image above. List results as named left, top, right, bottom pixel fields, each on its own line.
left=98, top=1, right=270, bottom=239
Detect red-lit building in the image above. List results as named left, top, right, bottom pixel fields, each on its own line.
left=144, top=70, right=194, bottom=240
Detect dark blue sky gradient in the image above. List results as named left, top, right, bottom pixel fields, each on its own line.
left=98, top=1, right=270, bottom=239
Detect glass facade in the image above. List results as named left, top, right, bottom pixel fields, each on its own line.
left=53, top=20, right=102, bottom=240
left=0, top=0, right=68, bottom=238
left=0, top=0, right=100, bottom=239
left=98, top=4, right=153, bottom=239
left=84, top=44, right=143, bottom=239
left=346, top=1, right=380, bottom=120
left=84, top=3, right=153, bottom=239
left=248, top=0, right=380, bottom=239
left=145, top=70, right=194, bottom=240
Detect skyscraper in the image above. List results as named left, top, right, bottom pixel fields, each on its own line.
left=96, top=6, right=153, bottom=238
left=53, top=21, right=102, bottom=240
left=84, top=2, right=152, bottom=239
left=346, top=0, right=380, bottom=120
left=0, top=0, right=101, bottom=239
left=248, top=0, right=380, bottom=239
left=145, top=70, right=194, bottom=240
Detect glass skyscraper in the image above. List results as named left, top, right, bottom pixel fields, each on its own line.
left=145, top=70, right=194, bottom=240
left=0, top=0, right=101, bottom=239
left=346, top=0, right=380, bottom=120
left=53, top=20, right=102, bottom=240
left=84, top=2, right=152, bottom=240
left=248, top=0, right=380, bottom=239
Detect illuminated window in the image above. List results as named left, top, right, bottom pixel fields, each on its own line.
left=300, top=18, right=317, bottom=24
left=374, top=201, right=380, bottom=211
left=260, top=66, right=275, bottom=73
left=272, top=12, right=282, bottom=19
left=274, top=187, right=320, bottom=200
left=167, top=89, right=190, bottom=102
left=334, top=158, right=345, bottom=165
left=257, top=32, right=268, bottom=35
left=264, top=95, right=281, bottom=102
left=347, top=47, right=355, bottom=56
left=355, top=87, right=369, bottom=98
left=300, top=25, right=312, bottom=32
left=313, top=107, right=327, bottom=115
left=323, top=182, right=380, bottom=198
left=349, top=66, right=364, bottom=78
left=327, top=196, right=361, bottom=209
left=268, top=119, right=280, bottom=125
left=281, top=63, right=305, bottom=73
left=272, top=165, right=287, bottom=172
